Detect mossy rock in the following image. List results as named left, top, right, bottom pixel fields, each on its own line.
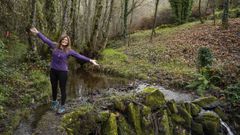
left=195, top=111, right=220, bottom=135
left=177, top=106, right=192, bottom=129
left=213, top=107, right=227, bottom=121
left=167, top=100, right=178, bottom=114
left=159, top=110, right=172, bottom=135
left=184, top=102, right=191, bottom=115
left=61, top=105, right=97, bottom=134
left=98, top=110, right=110, bottom=122
left=127, top=103, right=143, bottom=135
left=192, top=96, right=217, bottom=108
left=173, top=126, right=188, bottom=135
left=102, top=113, right=118, bottom=135
left=171, top=114, right=185, bottom=124
left=112, top=97, right=126, bottom=112
left=142, top=87, right=166, bottom=109
left=191, top=122, right=204, bottom=135
left=117, top=114, right=135, bottom=135
left=142, top=117, right=154, bottom=135
left=190, top=103, right=201, bottom=117
left=142, top=105, right=151, bottom=116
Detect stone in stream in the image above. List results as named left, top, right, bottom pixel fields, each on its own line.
left=192, top=96, right=217, bottom=108
left=195, top=111, right=221, bottom=135
left=60, top=87, right=231, bottom=135
left=142, top=87, right=166, bottom=109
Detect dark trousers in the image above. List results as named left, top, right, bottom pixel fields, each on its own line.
left=50, top=68, right=68, bottom=106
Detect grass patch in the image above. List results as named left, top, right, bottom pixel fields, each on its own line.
left=99, top=21, right=200, bottom=86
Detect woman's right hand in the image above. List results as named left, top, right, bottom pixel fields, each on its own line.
left=30, top=27, right=39, bottom=35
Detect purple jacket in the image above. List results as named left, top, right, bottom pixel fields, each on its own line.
left=37, top=32, right=91, bottom=71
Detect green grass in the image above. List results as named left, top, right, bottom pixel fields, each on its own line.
left=99, top=22, right=197, bottom=83
left=0, top=37, right=51, bottom=134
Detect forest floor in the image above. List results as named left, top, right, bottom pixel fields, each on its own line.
left=1, top=18, right=240, bottom=134
left=99, top=18, right=240, bottom=90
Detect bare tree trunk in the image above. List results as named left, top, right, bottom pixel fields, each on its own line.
left=222, top=0, right=229, bottom=29
left=123, top=0, right=129, bottom=45
left=213, top=0, right=216, bottom=25
left=84, top=0, right=93, bottom=44
left=61, top=0, right=72, bottom=34
left=28, top=0, right=37, bottom=51
left=88, top=0, right=103, bottom=56
left=70, top=0, right=77, bottom=46
left=150, top=0, right=159, bottom=42
left=128, top=0, right=135, bottom=45
left=199, top=0, right=204, bottom=23
left=102, top=0, right=115, bottom=49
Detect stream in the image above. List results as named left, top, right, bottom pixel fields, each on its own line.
left=13, top=69, right=235, bottom=135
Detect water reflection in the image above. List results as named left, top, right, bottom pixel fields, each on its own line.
left=67, top=68, right=130, bottom=99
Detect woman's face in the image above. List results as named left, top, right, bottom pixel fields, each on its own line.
left=61, top=37, right=69, bottom=47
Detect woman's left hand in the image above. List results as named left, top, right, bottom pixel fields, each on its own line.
left=90, top=60, right=100, bottom=66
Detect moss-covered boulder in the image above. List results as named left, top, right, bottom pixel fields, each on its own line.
left=213, top=107, right=227, bottom=121
left=177, top=106, right=192, bottom=129
left=61, top=105, right=97, bottom=135
left=102, top=113, right=118, bottom=135
left=112, top=97, right=126, bottom=112
left=159, top=110, right=172, bottom=135
left=142, top=105, right=151, bottom=116
left=117, top=114, right=135, bottom=135
left=184, top=102, right=191, bottom=115
left=190, top=103, right=201, bottom=117
left=167, top=100, right=178, bottom=114
left=195, top=111, right=220, bottom=135
left=127, top=103, right=143, bottom=135
left=142, top=87, right=166, bottom=109
left=171, top=114, right=185, bottom=124
left=192, top=96, right=217, bottom=108
left=191, top=122, right=204, bottom=135
left=173, top=126, right=188, bottom=135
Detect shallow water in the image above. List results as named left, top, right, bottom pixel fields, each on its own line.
left=135, top=83, right=194, bottom=102
left=14, top=69, right=196, bottom=134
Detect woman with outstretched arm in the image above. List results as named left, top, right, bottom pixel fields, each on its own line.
left=30, top=27, right=99, bottom=114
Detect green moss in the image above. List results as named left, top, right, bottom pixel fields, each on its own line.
left=127, top=103, right=143, bottom=135
left=191, top=122, right=204, bottom=135
left=167, top=100, right=178, bottom=114
left=195, top=112, right=220, bottom=135
left=102, top=113, right=118, bottom=135
left=112, top=97, right=126, bottom=112
left=142, top=106, right=151, bottom=116
left=61, top=105, right=97, bottom=135
left=171, top=114, right=185, bottom=124
left=98, top=110, right=110, bottom=122
left=190, top=103, right=201, bottom=117
left=159, top=110, right=172, bottom=135
left=117, top=114, right=134, bottom=135
left=192, top=96, right=217, bottom=108
left=213, top=107, right=227, bottom=121
left=142, top=87, right=166, bottom=109
left=184, top=103, right=191, bottom=115
left=177, top=106, right=192, bottom=129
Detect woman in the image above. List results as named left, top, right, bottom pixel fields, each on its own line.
left=30, top=27, right=99, bottom=114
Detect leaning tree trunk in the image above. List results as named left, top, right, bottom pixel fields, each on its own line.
left=222, top=0, right=229, bottom=29
left=150, top=0, right=159, bottom=41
